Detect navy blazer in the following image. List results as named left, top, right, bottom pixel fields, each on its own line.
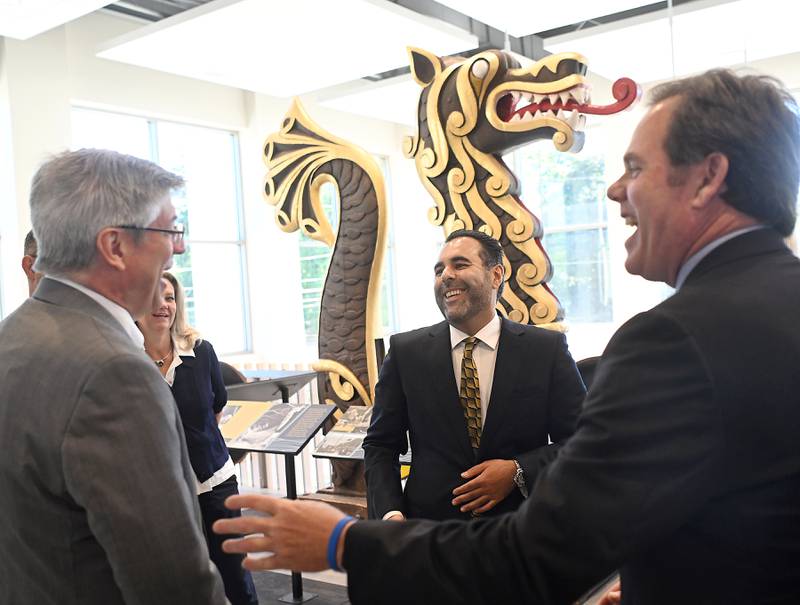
left=172, top=340, right=230, bottom=483
left=364, top=318, right=586, bottom=521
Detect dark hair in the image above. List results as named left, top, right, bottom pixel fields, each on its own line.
left=24, top=230, right=37, bottom=257
left=649, top=69, right=800, bottom=236
left=445, top=229, right=505, bottom=296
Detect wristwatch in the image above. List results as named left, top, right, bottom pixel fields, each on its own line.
left=512, top=459, right=528, bottom=498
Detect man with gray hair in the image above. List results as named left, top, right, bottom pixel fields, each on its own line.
left=0, top=149, right=227, bottom=604
left=214, top=68, right=800, bottom=604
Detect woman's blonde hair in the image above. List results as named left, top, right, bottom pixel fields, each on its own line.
left=163, top=271, right=201, bottom=351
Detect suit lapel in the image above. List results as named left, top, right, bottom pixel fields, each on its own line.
left=480, top=318, right=524, bottom=455
left=427, top=321, right=475, bottom=462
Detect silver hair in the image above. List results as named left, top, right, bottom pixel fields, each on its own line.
left=30, top=148, right=184, bottom=275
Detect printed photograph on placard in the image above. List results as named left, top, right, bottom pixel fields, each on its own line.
left=227, top=402, right=305, bottom=450
left=332, top=405, right=372, bottom=432
left=314, top=431, right=366, bottom=459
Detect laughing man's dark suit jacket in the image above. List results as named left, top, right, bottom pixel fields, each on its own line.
left=363, top=317, right=585, bottom=521
left=345, top=229, right=800, bottom=604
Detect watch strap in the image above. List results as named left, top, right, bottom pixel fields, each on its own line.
left=512, top=459, right=528, bottom=498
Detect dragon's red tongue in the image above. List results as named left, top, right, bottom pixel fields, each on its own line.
left=579, top=77, right=640, bottom=115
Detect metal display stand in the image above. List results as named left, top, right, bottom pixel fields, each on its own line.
left=228, top=369, right=318, bottom=403
left=224, top=370, right=332, bottom=604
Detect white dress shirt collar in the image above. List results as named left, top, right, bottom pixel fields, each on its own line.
left=48, top=276, right=144, bottom=349
left=674, top=225, right=764, bottom=290
left=164, top=340, right=195, bottom=387
left=449, top=313, right=502, bottom=350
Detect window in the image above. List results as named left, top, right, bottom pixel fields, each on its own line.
left=510, top=133, right=612, bottom=324
left=71, top=108, right=249, bottom=353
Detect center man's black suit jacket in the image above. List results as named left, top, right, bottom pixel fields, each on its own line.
left=363, top=317, right=586, bottom=521
left=346, top=229, right=800, bottom=605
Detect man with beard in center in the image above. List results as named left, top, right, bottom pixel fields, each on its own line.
left=362, top=229, right=585, bottom=521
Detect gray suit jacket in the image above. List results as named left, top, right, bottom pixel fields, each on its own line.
left=0, top=278, right=226, bottom=605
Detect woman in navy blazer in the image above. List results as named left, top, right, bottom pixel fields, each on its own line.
left=139, top=272, right=258, bottom=605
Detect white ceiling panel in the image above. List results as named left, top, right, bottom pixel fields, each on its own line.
left=545, top=0, right=800, bottom=84
left=319, top=76, right=422, bottom=126
left=0, top=0, right=109, bottom=40
left=97, top=0, right=478, bottom=97
left=434, top=0, right=653, bottom=37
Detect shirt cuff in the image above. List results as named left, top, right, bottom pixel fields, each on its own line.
left=382, top=510, right=404, bottom=520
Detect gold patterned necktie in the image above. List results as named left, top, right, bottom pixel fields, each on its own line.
left=459, top=336, right=482, bottom=449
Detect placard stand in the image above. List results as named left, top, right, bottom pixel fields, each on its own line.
left=224, top=371, right=332, bottom=604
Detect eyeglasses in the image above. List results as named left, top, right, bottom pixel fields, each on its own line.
left=116, top=224, right=185, bottom=244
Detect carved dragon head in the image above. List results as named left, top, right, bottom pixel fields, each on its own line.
left=405, top=47, right=637, bottom=160
left=404, top=48, right=639, bottom=326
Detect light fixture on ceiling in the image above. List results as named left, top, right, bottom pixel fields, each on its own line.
left=544, top=0, right=796, bottom=85
left=97, top=0, right=479, bottom=97
left=0, top=0, right=110, bottom=40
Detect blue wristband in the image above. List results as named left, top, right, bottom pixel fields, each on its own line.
left=327, top=515, right=354, bottom=571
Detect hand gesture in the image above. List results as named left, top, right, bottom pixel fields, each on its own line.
left=451, top=458, right=516, bottom=514
left=213, top=495, right=352, bottom=572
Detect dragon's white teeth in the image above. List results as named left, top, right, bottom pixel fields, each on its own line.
left=544, top=109, right=556, bottom=118
left=557, top=109, right=581, bottom=130
left=520, top=91, right=532, bottom=104
left=533, top=93, right=546, bottom=104
left=559, top=92, right=571, bottom=105
left=568, top=111, right=580, bottom=129
left=510, top=113, right=522, bottom=122
left=549, top=94, right=559, bottom=104
left=511, top=91, right=521, bottom=103
left=570, top=87, right=587, bottom=104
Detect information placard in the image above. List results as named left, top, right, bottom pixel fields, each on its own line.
left=222, top=401, right=335, bottom=455
left=314, top=405, right=411, bottom=463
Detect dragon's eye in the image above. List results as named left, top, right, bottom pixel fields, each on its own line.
left=471, top=59, right=489, bottom=79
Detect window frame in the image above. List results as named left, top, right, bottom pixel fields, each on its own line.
left=70, top=106, right=252, bottom=354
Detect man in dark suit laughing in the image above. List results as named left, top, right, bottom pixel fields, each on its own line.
left=364, top=229, right=585, bottom=521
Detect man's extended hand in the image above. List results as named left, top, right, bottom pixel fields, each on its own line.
left=451, top=458, right=516, bottom=514
left=597, top=579, right=621, bottom=605
left=213, top=495, right=352, bottom=572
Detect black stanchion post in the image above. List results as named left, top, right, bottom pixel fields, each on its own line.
left=279, top=455, right=317, bottom=603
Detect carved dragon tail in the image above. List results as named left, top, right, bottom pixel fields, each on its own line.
left=263, top=100, right=387, bottom=409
